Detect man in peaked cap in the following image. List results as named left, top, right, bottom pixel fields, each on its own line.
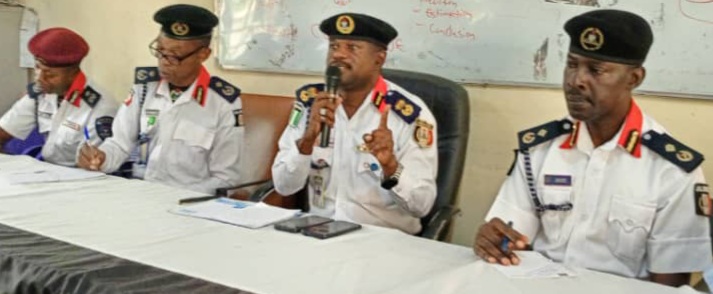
left=474, top=10, right=711, bottom=286
left=77, top=4, right=244, bottom=195
left=0, top=27, right=118, bottom=166
left=272, top=13, right=438, bottom=234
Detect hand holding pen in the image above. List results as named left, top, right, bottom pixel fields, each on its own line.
left=473, top=217, right=530, bottom=266
left=77, top=126, right=105, bottom=171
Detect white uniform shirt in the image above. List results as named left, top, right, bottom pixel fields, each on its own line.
left=0, top=72, right=118, bottom=166
left=486, top=102, right=712, bottom=278
left=98, top=67, right=243, bottom=195
left=272, top=79, right=438, bottom=234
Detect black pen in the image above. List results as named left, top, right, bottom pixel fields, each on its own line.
left=178, top=195, right=220, bottom=205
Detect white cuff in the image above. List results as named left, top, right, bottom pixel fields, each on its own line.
left=485, top=198, right=540, bottom=241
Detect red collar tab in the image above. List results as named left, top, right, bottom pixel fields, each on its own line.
left=617, top=100, right=643, bottom=158
left=192, top=66, right=210, bottom=107
left=370, top=75, right=389, bottom=113
left=560, top=121, right=581, bottom=149
left=64, top=71, right=87, bottom=107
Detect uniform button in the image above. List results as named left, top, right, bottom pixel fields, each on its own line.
left=626, top=219, right=634, bottom=226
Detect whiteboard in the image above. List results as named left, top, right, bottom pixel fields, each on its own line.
left=216, top=0, right=713, bottom=98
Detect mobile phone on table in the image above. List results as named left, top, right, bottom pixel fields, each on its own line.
left=274, top=215, right=334, bottom=233
left=301, top=220, right=362, bottom=239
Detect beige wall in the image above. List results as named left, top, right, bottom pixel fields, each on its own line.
left=26, top=0, right=713, bottom=247
left=0, top=5, right=29, bottom=115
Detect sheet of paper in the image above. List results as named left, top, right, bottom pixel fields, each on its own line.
left=490, top=251, right=577, bottom=279
left=170, top=198, right=301, bottom=229
left=2, top=164, right=105, bottom=184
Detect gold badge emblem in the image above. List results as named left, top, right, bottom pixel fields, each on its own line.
left=580, top=27, right=604, bottom=51
left=522, top=132, right=536, bottom=144
left=171, top=22, right=190, bottom=36
left=402, top=104, right=414, bottom=117
left=222, top=85, right=236, bottom=97
left=414, top=119, right=434, bottom=148
left=136, top=69, right=148, bottom=81
left=665, top=143, right=676, bottom=153
left=677, top=150, right=694, bottom=162
left=336, top=15, right=355, bottom=35
left=537, top=129, right=548, bottom=137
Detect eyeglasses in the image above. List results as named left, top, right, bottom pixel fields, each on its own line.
left=148, top=40, right=206, bottom=66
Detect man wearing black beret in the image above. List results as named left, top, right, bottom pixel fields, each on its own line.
left=272, top=13, right=438, bottom=234
left=78, top=4, right=245, bottom=195
left=474, top=10, right=711, bottom=287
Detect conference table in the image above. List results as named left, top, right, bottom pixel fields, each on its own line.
left=0, top=154, right=701, bottom=293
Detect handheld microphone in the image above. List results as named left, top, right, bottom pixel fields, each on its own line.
left=320, top=66, right=341, bottom=147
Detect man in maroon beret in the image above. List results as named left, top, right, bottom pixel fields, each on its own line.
left=0, top=27, right=118, bottom=166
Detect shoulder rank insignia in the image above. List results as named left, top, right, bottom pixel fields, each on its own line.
left=295, top=83, right=324, bottom=107
left=26, top=82, right=42, bottom=99
left=641, top=130, right=704, bottom=173
left=134, top=67, right=160, bottom=84
left=384, top=90, right=421, bottom=124
left=518, top=119, right=574, bottom=151
left=209, top=77, right=241, bottom=104
left=82, top=86, right=102, bottom=108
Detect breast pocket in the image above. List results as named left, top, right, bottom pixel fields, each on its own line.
left=539, top=189, right=572, bottom=243
left=170, top=120, right=215, bottom=175
left=55, top=120, right=82, bottom=147
left=607, top=195, right=655, bottom=263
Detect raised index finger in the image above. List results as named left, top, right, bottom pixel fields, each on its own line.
left=379, top=105, right=390, bottom=129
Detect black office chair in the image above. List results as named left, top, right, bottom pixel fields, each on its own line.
left=382, top=69, right=470, bottom=241
left=231, top=69, right=470, bottom=242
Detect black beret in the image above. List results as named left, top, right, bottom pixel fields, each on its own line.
left=564, top=9, right=653, bottom=65
left=320, top=13, right=397, bottom=48
left=154, top=4, right=218, bottom=40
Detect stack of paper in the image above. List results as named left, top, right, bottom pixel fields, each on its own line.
left=490, top=251, right=577, bottom=279
left=170, top=198, right=301, bottom=229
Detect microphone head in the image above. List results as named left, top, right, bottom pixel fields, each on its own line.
left=326, top=65, right=341, bottom=78
left=325, top=66, right=341, bottom=88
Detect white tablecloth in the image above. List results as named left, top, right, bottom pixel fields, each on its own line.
left=0, top=155, right=695, bottom=294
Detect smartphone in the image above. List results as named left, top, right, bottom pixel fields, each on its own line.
left=274, top=215, right=334, bottom=233
left=301, top=220, right=362, bottom=239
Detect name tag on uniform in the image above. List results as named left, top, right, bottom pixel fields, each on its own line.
left=62, top=120, right=80, bottom=131
left=544, top=175, right=572, bottom=186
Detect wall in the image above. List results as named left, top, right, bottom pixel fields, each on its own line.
left=0, top=4, right=29, bottom=115
left=25, top=0, right=713, bottom=247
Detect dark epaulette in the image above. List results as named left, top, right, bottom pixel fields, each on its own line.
left=383, top=90, right=421, bottom=124
left=134, top=67, right=160, bottom=84
left=641, top=130, right=704, bottom=173
left=295, top=83, right=324, bottom=107
left=26, top=82, right=42, bottom=99
left=517, top=119, right=574, bottom=151
left=209, top=76, right=241, bottom=104
left=82, top=86, right=102, bottom=108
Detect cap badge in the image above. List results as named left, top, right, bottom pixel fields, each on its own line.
left=171, top=22, right=190, bottom=36
left=580, top=27, right=604, bottom=51
left=335, top=15, right=355, bottom=35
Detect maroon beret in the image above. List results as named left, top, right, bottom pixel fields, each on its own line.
left=28, top=27, right=89, bottom=67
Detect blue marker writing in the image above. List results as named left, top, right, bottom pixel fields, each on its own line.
left=501, top=221, right=514, bottom=253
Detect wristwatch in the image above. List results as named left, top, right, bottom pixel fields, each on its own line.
left=381, top=163, right=404, bottom=190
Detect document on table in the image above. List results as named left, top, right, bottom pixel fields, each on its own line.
left=490, top=251, right=577, bottom=279
left=2, top=164, right=106, bottom=184
left=169, top=198, right=302, bottom=229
